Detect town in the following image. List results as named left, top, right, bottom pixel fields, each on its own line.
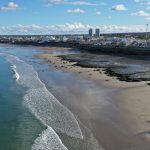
left=0, top=28, right=150, bottom=49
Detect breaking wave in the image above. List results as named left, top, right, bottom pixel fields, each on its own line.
left=7, top=55, right=83, bottom=150
left=11, top=65, right=20, bottom=81
left=31, top=127, right=68, bottom=150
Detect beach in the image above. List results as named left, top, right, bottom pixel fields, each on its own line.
left=36, top=46, right=150, bottom=150
left=0, top=44, right=150, bottom=150
left=1, top=0, right=150, bottom=149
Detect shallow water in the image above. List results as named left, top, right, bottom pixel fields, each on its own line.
left=1, top=44, right=150, bottom=150
left=0, top=55, right=44, bottom=150
left=0, top=44, right=105, bottom=150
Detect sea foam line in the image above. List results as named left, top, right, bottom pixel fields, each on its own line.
left=31, top=126, right=68, bottom=150
left=6, top=54, right=83, bottom=149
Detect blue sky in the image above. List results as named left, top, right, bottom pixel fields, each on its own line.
left=0, top=0, right=150, bottom=34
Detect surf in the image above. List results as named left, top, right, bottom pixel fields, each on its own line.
left=7, top=54, right=83, bottom=149
left=31, top=127, right=68, bottom=150
left=11, top=65, right=20, bottom=81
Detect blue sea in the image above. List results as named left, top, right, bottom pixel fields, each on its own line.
left=0, top=44, right=104, bottom=150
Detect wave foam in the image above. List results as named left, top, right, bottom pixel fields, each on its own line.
left=6, top=55, right=83, bottom=149
left=11, top=65, right=20, bottom=81
left=31, top=127, right=68, bottom=150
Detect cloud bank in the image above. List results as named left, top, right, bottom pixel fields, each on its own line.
left=47, top=0, right=97, bottom=6
left=0, top=23, right=148, bottom=35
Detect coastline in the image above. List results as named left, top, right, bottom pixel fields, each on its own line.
left=34, top=46, right=150, bottom=149
left=36, top=50, right=147, bottom=88
left=2, top=40, right=150, bottom=55
left=1, top=43, right=150, bottom=149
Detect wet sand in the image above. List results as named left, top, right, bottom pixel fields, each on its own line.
left=35, top=47, right=150, bottom=150
left=37, top=53, right=148, bottom=87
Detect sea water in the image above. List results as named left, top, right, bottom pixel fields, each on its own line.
left=0, top=56, right=45, bottom=150
left=0, top=44, right=104, bottom=150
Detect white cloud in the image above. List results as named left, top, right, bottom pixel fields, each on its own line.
left=95, top=11, right=101, bottom=15
left=47, top=0, right=98, bottom=6
left=134, top=0, right=150, bottom=6
left=131, top=10, right=150, bottom=16
left=1, top=2, right=19, bottom=11
left=68, top=1, right=97, bottom=6
left=112, top=4, right=127, bottom=11
left=47, top=0, right=66, bottom=4
left=67, top=8, right=85, bottom=14
left=0, top=23, right=148, bottom=35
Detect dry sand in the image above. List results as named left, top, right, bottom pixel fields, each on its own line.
left=35, top=47, right=150, bottom=149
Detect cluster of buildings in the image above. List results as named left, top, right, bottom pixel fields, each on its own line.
left=85, top=36, right=150, bottom=48
left=0, top=28, right=150, bottom=48
left=89, top=28, right=100, bottom=37
left=0, top=35, right=83, bottom=43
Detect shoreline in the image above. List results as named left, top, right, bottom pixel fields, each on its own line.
left=34, top=46, right=150, bottom=149
left=36, top=52, right=148, bottom=88
left=2, top=41, right=150, bottom=56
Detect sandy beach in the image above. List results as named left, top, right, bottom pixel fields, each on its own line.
left=35, top=46, right=150, bottom=150
left=36, top=49, right=148, bottom=88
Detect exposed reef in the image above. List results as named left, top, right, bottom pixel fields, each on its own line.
left=59, top=53, right=150, bottom=82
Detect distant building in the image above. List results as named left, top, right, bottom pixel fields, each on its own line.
left=95, top=28, right=100, bottom=37
left=89, top=28, right=93, bottom=36
left=58, top=36, right=68, bottom=42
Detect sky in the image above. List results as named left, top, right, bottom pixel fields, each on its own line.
left=0, top=0, right=150, bottom=34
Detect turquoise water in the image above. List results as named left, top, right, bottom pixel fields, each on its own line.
left=0, top=44, right=105, bottom=150
left=0, top=56, right=44, bottom=150
left=0, top=56, right=24, bottom=149
left=0, top=45, right=80, bottom=150
left=1, top=44, right=150, bottom=150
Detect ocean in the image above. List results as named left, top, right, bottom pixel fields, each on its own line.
left=0, top=47, right=44, bottom=150
left=0, top=44, right=104, bottom=150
